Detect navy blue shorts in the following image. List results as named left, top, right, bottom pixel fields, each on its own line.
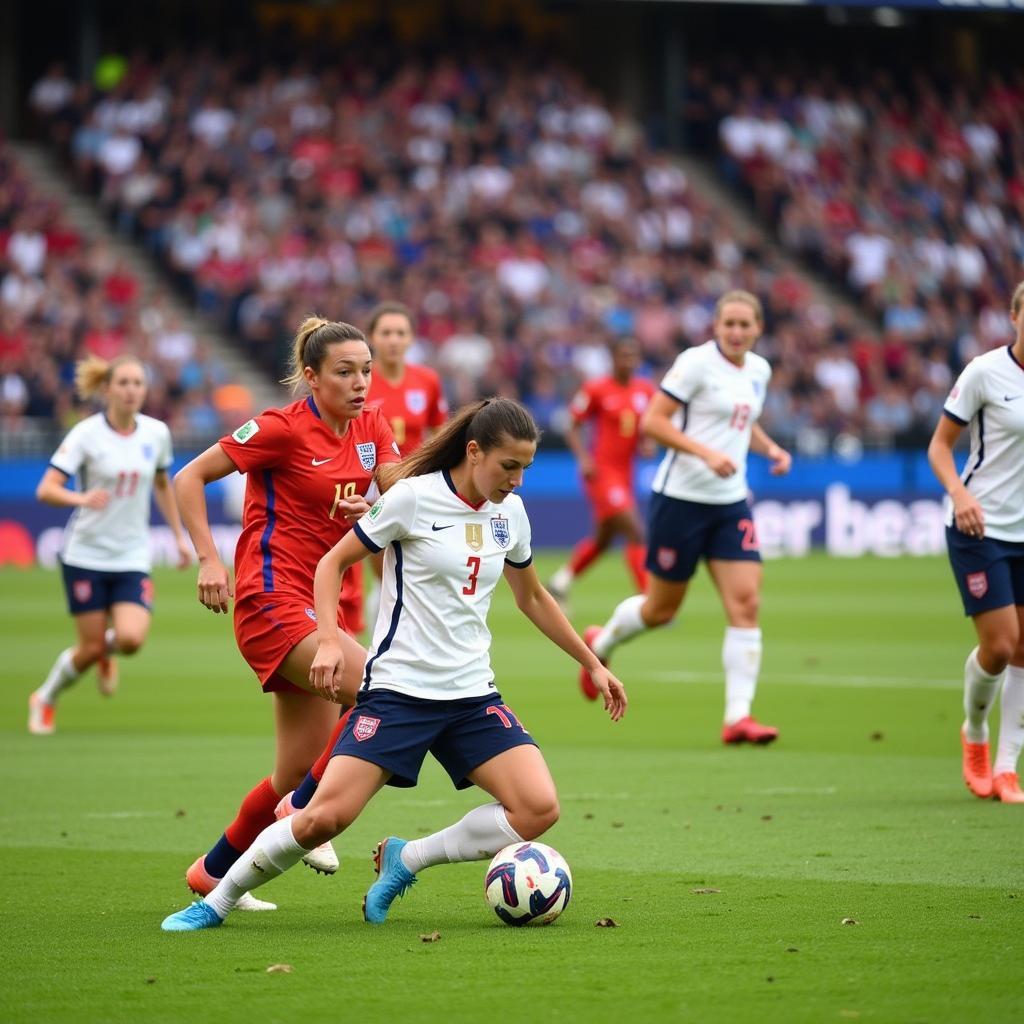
left=945, top=526, right=1024, bottom=616
left=645, top=493, right=761, bottom=582
left=332, top=688, right=538, bottom=789
left=60, top=561, right=153, bottom=615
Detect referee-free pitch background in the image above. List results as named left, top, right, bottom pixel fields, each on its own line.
left=1, top=554, right=1019, bottom=1024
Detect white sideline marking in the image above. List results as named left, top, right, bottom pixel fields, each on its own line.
left=84, top=811, right=167, bottom=819
left=648, top=670, right=959, bottom=691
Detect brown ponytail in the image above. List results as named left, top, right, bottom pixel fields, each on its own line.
left=377, top=397, right=540, bottom=491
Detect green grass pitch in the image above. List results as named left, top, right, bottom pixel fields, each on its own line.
left=1, top=554, right=1021, bottom=1023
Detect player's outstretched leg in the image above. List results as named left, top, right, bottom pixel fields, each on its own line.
left=363, top=837, right=417, bottom=924
left=275, top=791, right=339, bottom=874
left=185, top=855, right=277, bottom=912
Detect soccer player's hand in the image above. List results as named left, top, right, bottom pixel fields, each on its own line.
left=309, top=640, right=346, bottom=702
left=196, top=559, right=232, bottom=613
left=174, top=537, right=192, bottom=569
left=579, top=454, right=596, bottom=481
left=704, top=450, right=737, bottom=477
left=81, top=488, right=110, bottom=509
left=767, top=445, right=792, bottom=476
left=953, top=490, right=986, bottom=539
left=587, top=666, right=627, bottom=721
left=334, top=495, right=371, bottom=521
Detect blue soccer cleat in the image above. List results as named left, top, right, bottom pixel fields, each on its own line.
left=363, top=837, right=417, bottom=924
left=161, top=899, right=224, bottom=932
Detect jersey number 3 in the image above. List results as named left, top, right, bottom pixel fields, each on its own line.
left=463, top=556, right=481, bottom=596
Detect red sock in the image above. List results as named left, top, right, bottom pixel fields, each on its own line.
left=568, top=538, right=602, bottom=577
left=223, top=776, right=282, bottom=851
left=625, top=543, right=648, bottom=592
left=311, top=707, right=354, bottom=782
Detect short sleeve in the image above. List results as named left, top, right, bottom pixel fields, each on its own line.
left=218, top=410, right=291, bottom=474
left=158, top=422, right=174, bottom=471
left=504, top=499, right=533, bottom=569
left=428, top=372, right=448, bottom=427
left=353, top=480, right=418, bottom=553
left=374, top=410, right=401, bottom=467
left=944, top=359, right=985, bottom=426
left=660, top=350, right=702, bottom=404
left=49, top=421, right=90, bottom=478
left=569, top=381, right=597, bottom=423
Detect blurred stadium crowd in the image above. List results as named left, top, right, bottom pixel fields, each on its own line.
left=3, top=36, right=1022, bottom=453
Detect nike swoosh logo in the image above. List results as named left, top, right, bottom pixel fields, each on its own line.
left=1004, top=395, right=1021, bottom=402
left=311, top=457, right=334, bottom=466
left=431, top=523, right=454, bottom=531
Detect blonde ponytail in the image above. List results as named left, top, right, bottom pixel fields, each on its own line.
left=74, top=354, right=142, bottom=400
left=281, top=316, right=366, bottom=393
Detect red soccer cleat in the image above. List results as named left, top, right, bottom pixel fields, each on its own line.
left=185, top=855, right=277, bottom=911
left=579, top=625, right=604, bottom=701
left=960, top=728, right=993, bottom=799
left=721, top=716, right=779, bottom=746
left=27, top=693, right=55, bottom=735
left=992, top=772, right=1024, bottom=804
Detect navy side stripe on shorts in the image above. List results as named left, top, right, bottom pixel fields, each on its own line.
left=363, top=540, right=404, bottom=687
left=260, top=469, right=277, bottom=591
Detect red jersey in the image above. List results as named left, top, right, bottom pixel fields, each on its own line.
left=365, top=363, right=447, bottom=455
left=570, top=375, right=656, bottom=469
left=220, top=397, right=399, bottom=603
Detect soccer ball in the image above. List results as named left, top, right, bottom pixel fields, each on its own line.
left=484, top=841, right=573, bottom=926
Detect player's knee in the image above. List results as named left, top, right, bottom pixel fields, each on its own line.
left=983, top=635, right=1017, bottom=668
left=115, top=633, right=145, bottom=656
left=293, top=804, right=343, bottom=847
left=517, top=792, right=560, bottom=839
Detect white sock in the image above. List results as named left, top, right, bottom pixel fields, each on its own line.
left=994, top=665, right=1024, bottom=775
left=400, top=803, right=523, bottom=873
left=104, top=627, right=117, bottom=655
left=593, top=594, right=649, bottom=661
left=549, top=565, right=573, bottom=592
left=962, top=647, right=1003, bottom=743
left=723, top=626, right=763, bottom=725
left=204, top=817, right=307, bottom=919
left=36, top=648, right=79, bottom=704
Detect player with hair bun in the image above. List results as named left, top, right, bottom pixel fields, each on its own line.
left=172, top=316, right=399, bottom=911
left=28, top=354, right=190, bottom=735
left=161, top=397, right=626, bottom=932
left=581, top=291, right=791, bottom=745
left=929, top=279, right=1024, bottom=805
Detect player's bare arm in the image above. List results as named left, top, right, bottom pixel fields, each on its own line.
left=928, top=415, right=985, bottom=538
left=641, top=391, right=736, bottom=477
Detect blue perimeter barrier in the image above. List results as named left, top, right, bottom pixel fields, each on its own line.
left=0, top=450, right=956, bottom=565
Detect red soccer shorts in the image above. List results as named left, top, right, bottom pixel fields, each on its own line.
left=584, top=466, right=635, bottom=523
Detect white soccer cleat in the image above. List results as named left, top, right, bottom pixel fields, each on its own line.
left=235, top=891, right=278, bottom=912
left=28, top=693, right=56, bottom=735
left=274, top=791, right=339, bottom=875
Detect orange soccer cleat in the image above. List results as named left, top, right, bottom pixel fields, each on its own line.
left=27, top=693, right=55, bottom=735
left=578, top=625, right=605, bottom=702
left=960, top=729, right=993, bottom=799
left=991, top=772, right=1024, bottom=804
left=97, top=654, right=119, bottom=697
left=721, top=716, right=779, bottom=746
left=186, top=855, right=277, bottom=911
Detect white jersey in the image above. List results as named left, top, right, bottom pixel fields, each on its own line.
left=651, top=340, right=771, bottom=504
left=353, top=469, right=533, bottom=700
left=942, top=346, right=1024, bottom=542
left=50, top=413, right=174, bottom=572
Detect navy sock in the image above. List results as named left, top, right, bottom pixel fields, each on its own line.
left=204, top=834, right=244, bottom=878
left=291, top=771, right=318, bottom=809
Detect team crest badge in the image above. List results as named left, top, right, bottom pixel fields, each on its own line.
left=353, top=716, right=380, bottom=742
left=405, top=389, right=427, bottom=414
left=355, top=441, right=377, bottom=472
left=141, top=443, right=154, bottom=460
left=656, top=547, right=677, bottom=571
left=305, top=607, right=317, bottom=621
left=466, top=523, right=483, bottom=551
left=966, top=571, right=988, bottom=599
left=73, top=580, right=92, bottom=603
left=490, top=516, right=510, bottom=548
